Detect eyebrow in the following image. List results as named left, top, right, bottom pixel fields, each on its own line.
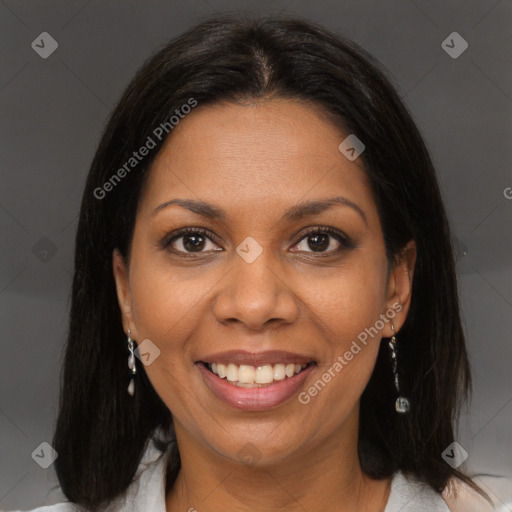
left=151, top=196, right=367, bottom=225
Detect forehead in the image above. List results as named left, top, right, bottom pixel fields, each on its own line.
left=138, top=99, right=375, bottom=222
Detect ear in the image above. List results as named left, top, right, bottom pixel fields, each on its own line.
left=112, top=248, right=138, bottom=339
left=381, top=239, right=417, bottom=337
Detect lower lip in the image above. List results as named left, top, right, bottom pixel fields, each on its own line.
left=196, top=362, right=315, bottom=411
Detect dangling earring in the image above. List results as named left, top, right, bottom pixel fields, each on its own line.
left=127, top=329, right=137, bottom=396
left=389, top=324, right=410, bottom=414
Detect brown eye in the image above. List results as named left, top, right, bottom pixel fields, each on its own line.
left=291, top=227, right=351, bottom=254
left=164, top=228, right=221, bottom=254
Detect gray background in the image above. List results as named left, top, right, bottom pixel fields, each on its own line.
left=1, top=0, right=511, bottom=509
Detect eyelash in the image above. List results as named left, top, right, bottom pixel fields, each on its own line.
left=161, top=226, right=353, bottom=258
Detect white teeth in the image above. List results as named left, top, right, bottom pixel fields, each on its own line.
left=208, top=361, right=309, bottom=386
left=238, top=364, right=255, bottom=383
left=226, top=363, right=238, bottom=382
left=255, top=365, right=274, bottom=384
left=273, top=364, right=286, bottom=381
left=285, top=363, right=295, bottom=378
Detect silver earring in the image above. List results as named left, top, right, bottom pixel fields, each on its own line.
left=389, top=324, right=410, bottom=414
left=127, top=329, right=137, bottom=396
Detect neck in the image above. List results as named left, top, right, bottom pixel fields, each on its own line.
left=165, top=416, right=391, bottom=512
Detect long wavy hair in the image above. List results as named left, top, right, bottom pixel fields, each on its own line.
left=52, top=13, right=488, bottom=510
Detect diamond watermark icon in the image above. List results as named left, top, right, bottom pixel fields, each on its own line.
left=134, top=339, right=161, bottom=366
left=441, top=32, right=468, bottom=59
left=338, top=134, right=365, bottom=161
left=237, top=442, right=263, bottom=466
left=441, top=442, right=468, bottom=468
left=31, top=32, right=58, bottom=59
left=32, top=236, right=58, bottom=262
left=236, top=236, right=263, bottom=264
left=31, top=442, right=58, bottom=469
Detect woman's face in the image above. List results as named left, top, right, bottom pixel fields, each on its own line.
left=113, top=98, right=415, bottom=466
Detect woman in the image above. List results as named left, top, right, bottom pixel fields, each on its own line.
left=11, top=13, right=502, bottom=512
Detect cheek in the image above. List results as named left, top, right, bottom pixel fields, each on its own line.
left=127, top=261, right=206, bottom=410
left=125, top=261, right=211, bottom=400
left=129, top=254, right=212, bottom=338
left=301, top=254, right=387, bottom=405
left=308, top=254, right=388, bottom=339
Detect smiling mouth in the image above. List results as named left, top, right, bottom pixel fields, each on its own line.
left=200, top=361, right=317, bottom=387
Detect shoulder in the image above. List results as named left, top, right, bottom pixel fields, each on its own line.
left=3, top=505, right=78, bottom=512
left=386, top=470, right=512, bottom=512
left=442, top=473, right=512, bottom=512
left=4, top=428, right=174, bottom=512
left=385, top=471, right=451, bottom=511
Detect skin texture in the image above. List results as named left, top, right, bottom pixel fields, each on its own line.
left=113, top=98, right=417, bottom=512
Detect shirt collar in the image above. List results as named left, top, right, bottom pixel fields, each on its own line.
left=104, top=427, right=175, bottom=512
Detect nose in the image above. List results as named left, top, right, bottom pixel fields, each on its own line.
left=212, top=247, right=300, bottom=331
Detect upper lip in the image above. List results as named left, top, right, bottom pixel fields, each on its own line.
left=197, top=350, right=316, bottom=366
